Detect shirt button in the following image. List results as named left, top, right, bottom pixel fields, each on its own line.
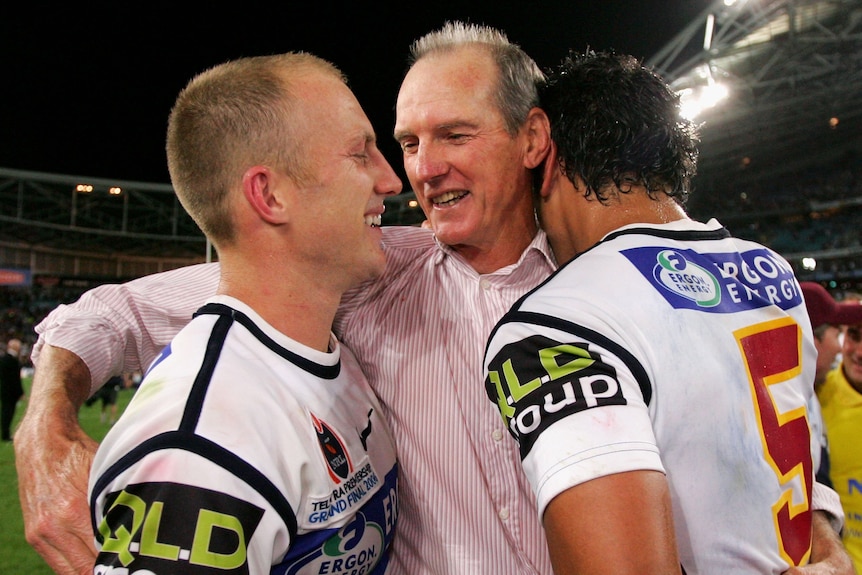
left=492, top=429, right=504, bottom=441
left=480, top=279, right=491, bottom=290
left=499, top=507, right=510, bottom=520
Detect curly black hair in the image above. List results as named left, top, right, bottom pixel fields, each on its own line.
left=540, top=50, right=699, bottom=206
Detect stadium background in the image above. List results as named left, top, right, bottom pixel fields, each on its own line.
left=2, top=0, right=861, bottom=357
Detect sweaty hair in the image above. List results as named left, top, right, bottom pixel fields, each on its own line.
left=166, top=52, right=345, bottom=245
left=541, top=50, right=699, bottom=206
left=408, top=21, right=544, bottom=135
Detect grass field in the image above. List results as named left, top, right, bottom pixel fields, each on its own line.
left=0, top=376, right=135, bottom=574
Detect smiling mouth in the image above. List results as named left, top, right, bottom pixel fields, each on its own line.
left=431, top=190, right=468, bottom=207
left=364, top=214, right=382, bottom=227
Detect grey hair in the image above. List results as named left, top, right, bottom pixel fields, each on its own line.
left=408, top=21, right=544, bottom=135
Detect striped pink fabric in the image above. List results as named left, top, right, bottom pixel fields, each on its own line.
left=335, top=226, right=557, bottom=574
left=35, top=261, right=221, bottom=390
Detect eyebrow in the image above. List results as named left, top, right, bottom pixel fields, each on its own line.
left=393, top=121, right=480, bottom=143
left=392, top=129, right=413, bottom=143
left=352, top=130, right=377, bottom=149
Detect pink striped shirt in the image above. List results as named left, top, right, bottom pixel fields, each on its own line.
left=334, top=226, right=557, bottom=574
left=33, top=224, right=842, bottom=572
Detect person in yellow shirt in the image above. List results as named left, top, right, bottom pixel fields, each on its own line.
left=809, top=283, right=862, bottom=571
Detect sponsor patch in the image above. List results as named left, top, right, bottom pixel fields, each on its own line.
left=95, top=482, right=263, bottom=574
left=485, top=334, right=624, bottom=457
left=621, top=246, right=802, bottom=313
left=284, top=466, right=398, bottom=575
left=307, top=461, right=381, bottom=525
left=281, top=511, right=385, bottom=575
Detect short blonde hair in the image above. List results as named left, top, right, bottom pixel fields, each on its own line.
left=166, top=53, right=345, bottom=245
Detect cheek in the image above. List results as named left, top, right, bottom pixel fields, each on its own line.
left=403, top=156, right=418, bottom=180
left=405, top=195, right=431, bottom=220
left=845, top=338, right=862, bottom=358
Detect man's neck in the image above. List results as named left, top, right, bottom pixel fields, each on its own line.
left=574, top=195, right=688, bottom=257
left=454, top=233, right=536, bottom=275
left=218, top=256, right=341, bottom=353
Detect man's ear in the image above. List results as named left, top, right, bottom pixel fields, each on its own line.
left=523, top=107, right=552, bottom=169
left=242, top=166, right=289, bottom=225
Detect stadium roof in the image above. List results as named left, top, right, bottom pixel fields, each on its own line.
left=0, top=167, right=209, bottom=259
left=646, top=0, right=862, bottom=210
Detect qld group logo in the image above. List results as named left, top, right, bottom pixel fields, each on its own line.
left=652, top=249, right=721, bottom=307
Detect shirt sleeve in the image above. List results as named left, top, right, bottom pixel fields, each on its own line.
left=33, top=262, right=220, bottom=394
left=484, top=317, right=663, bottom=518
left=812, top=480, right=844, bottom=533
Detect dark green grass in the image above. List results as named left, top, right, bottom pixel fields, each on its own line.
left=0, top=376, right=135, bottom=574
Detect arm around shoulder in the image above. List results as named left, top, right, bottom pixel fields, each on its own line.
left=14, top=344, right=100, bottom=575
left=33, top=261, right=219, bottom=392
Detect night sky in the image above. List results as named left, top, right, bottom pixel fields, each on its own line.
left=2, top=2, right=712, bottom=185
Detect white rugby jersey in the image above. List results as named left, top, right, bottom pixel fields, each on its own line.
left=484, top=219, right=819, bottom=574
left=89, top=295, right=398, bottom=575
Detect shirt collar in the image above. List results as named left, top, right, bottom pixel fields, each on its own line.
left=431, top=229, right=557, bottom=274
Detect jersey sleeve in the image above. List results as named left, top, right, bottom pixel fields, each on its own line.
left=33, top=262, right=219, bottom=394
left=484, top=313, right=664, bottom=517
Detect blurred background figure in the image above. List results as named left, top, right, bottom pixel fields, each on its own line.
left=83, top=374, right=125, bottom=425
left=800, top=283, right=856, bottom=388
left=807, top=283, right=862, bottom=573
left=801, top=282, right=862, bottom=490
left=0, top=338, right=25, bottom=441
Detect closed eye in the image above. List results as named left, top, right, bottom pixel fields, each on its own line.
left=398, top=139, right=417, bottom=153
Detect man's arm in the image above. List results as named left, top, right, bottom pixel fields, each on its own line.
left=32, top=261, right=219, bottom=394
left=542, top=470, right=681, bottom=575
left=783, top=511, right=854, bottom=575
left=15, top=345, right=99, bottom=575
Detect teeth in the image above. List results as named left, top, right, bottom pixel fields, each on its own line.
left=431, top=190, right=467, bottom=205
left=364, top=214, right=382, bottom=227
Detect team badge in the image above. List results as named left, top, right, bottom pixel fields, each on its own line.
left=311, top=413, right=353, bottom=482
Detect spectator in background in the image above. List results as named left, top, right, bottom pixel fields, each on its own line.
left=83, top=374, right=124, bottom=425
left=0, top=338, right=24, bottom=441
left=801, top=282, right=862, bottom=490
left=816, top=289, right=862, bottom=572
left=800, top=283, right=860, bottom=388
